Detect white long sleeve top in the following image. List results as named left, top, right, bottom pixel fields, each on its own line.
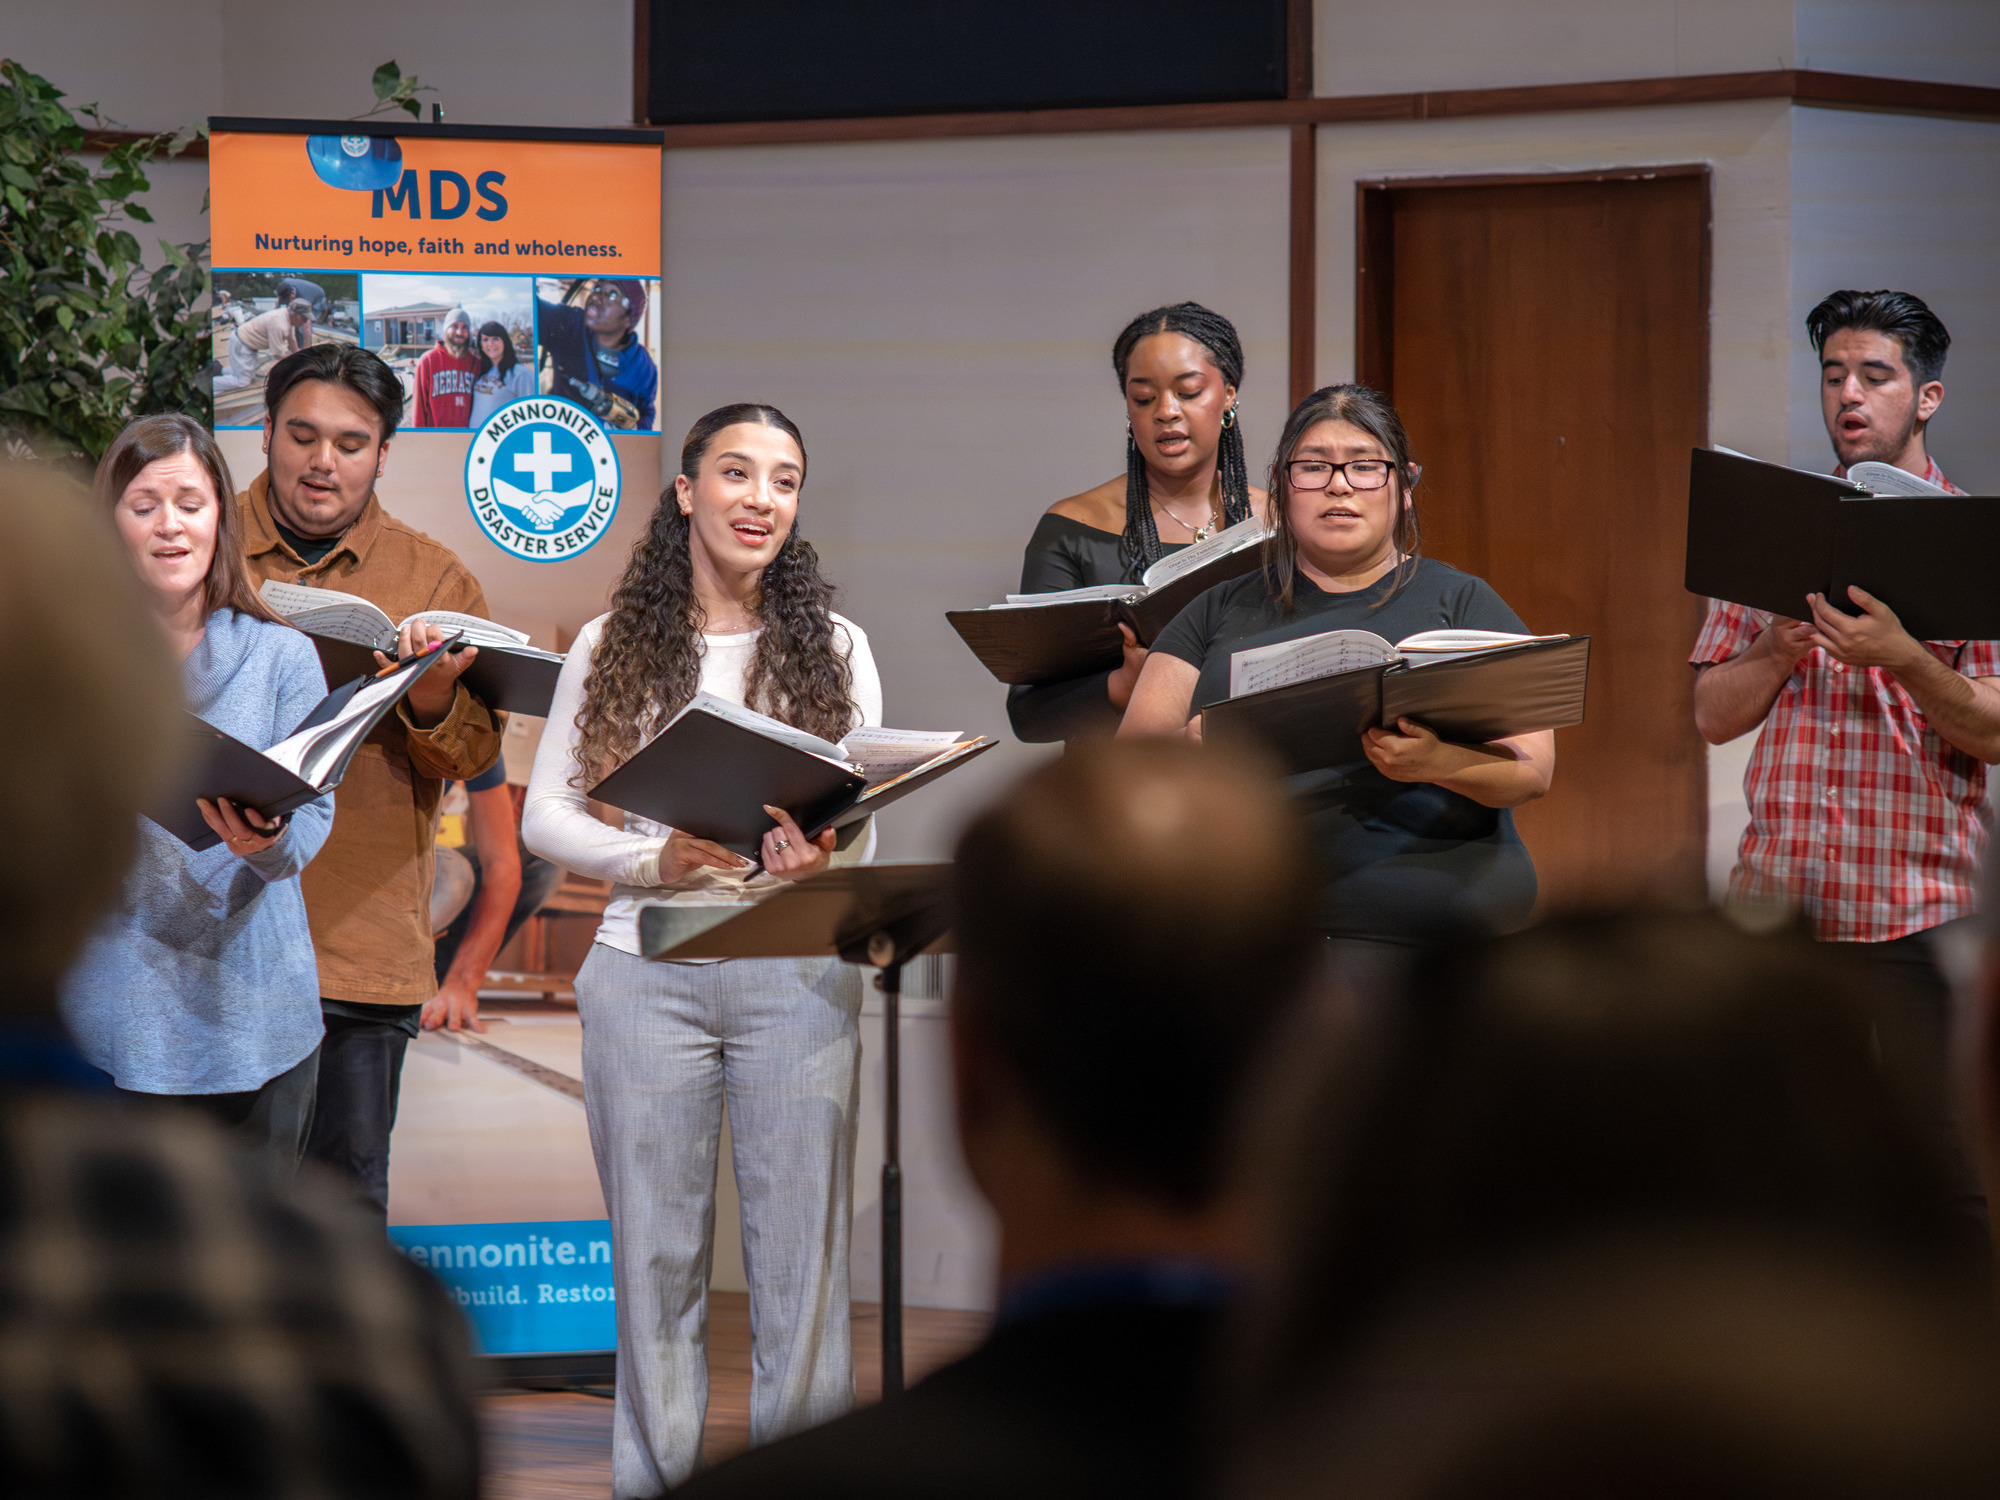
left=523, top=611, right=882, bottom=957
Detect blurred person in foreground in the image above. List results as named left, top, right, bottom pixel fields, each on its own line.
left=1967, top=836, right=2000, bottom=1240
left=61, top=415, right=331, bottom=1160
left=1229, top=1242, right=2000, bottom=1500
left=1230, top=910, right=1989, bottom=1441
left=674, top=738, right=1320, bottom=1500
left=0, top=461, right=478, bottom=1496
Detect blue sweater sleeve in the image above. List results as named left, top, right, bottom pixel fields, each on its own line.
left=243, top=628, right=335, bottom=884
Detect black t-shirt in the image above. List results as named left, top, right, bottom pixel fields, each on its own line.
left=1152, top=556, right=1537, bottom=944
left=1005, top=513, right=1187, bottom=745
left=273, top=517, right=343, bottom=566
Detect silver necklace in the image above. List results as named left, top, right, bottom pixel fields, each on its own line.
left=1155, top=497, right=1219, bottom=542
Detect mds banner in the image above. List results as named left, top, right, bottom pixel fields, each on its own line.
left=208, top=120, right=665, bottom=1361
left=208, top=118, right=663, bottom=594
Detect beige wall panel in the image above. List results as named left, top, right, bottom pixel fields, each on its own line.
left=660, top=128, right=1293, bottom=859
left=1313, top=0, right=1796, bottom=97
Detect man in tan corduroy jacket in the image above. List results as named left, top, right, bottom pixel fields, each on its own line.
left=237, top=343, right=501, bottom=1221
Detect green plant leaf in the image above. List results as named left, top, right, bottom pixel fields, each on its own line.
left=373, top=60, right=403, bottom=99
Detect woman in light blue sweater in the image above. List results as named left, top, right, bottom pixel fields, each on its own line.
left=62, top=415, right=334, bottom=1162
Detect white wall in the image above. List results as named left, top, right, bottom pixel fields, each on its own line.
left=3, top=0, right=634, bottom=130
left=1787, top=107, right=2000, bottom=490
left=1796, top=0, right=2000, bottom=89
left=661, top=128, right=1294, bottom=862
left=1313, top=0, right=1797, bottom=96
left=1310, top=0, right=2000, bottom=96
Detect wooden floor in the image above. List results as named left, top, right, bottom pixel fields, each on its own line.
left=484, top=1293, right=990, bottom=1498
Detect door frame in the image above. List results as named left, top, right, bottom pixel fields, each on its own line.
left=1354, top=163, right=1713, bottom=411
left=1351, top=164, right=1717, bottom=900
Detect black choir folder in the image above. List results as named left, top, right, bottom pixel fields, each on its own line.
left=146, top=637, right=457, bottom=851
left=258, top=579, right=566, bottom=716
left=948, top=516, right=1270, bottom=686
left=1202, top=629, right=1590, bottom=776
left=1685, top=446, right=2000, bottom=640
left=588, top=693, right=997, bottom=857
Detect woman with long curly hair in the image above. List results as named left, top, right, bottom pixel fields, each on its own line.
left=1006, top=301, right=1268, bottom=743
left=522, top=403, right=880, bottom=1494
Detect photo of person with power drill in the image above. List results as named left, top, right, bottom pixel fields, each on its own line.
left=534, top=277, right=659, bottom=431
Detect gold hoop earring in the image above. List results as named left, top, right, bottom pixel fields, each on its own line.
left=1222, top=406, right=1237, bottom=430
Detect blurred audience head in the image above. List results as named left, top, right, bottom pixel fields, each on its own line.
left=1971, top=838, right=2000, bottom=1218
left=1231, top=1239, right=2000, bottom=1500
left=0, top=461, right=180, bottom=1010
left=1237, top=910, right=1980, bottom=1411
left=0, top=459, right=479, bottom=1496
left=951, top=738, right=1317, bottom=1218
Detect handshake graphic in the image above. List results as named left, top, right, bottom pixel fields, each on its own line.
left=493, top=479, right=589, bottom=531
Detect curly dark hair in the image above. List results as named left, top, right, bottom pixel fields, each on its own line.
left=571, top=403, right=856, bottom=784
left=1111, top=302, right=1254, bottom=580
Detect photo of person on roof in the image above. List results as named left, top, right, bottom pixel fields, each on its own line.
left=536, top=277, right=658, bottom=430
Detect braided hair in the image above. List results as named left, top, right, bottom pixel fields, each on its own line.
left=1111, top=302, right=1253, bottom=581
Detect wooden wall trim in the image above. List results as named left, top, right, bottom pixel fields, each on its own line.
left=1288, top=123, right=1317, bottom=405
left=81, top=66, right=2000, bottom=159
left=633, top=67, right=2000, bottom=147
left=1285, top=0, right=1314, bottom=102
left=632, top=0, right=651, bottom=128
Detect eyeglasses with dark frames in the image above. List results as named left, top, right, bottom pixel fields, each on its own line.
left=1285, top=458, right=1398, bottom=491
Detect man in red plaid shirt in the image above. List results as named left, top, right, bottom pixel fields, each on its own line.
left=1692, top=290, right=2000, bottom=1092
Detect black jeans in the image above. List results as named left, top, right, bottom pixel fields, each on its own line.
left=1831, top=924, right=1984, bottom=1220
left=118, top=1043, right=320, bottom=1168
left=305, top=1011, right=414, bottom=1222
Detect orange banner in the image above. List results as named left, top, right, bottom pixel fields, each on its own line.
left=211, top=130, right=660, bottom=276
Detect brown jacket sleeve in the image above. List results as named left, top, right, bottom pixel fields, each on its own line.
left=394, top=559, right=504, bottom=782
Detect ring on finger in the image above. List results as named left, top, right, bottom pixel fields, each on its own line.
left=773, top=836, right=791, bottom=851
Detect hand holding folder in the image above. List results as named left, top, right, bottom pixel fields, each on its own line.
left=146, top=634, right=460, bottom=850
left=1684, top=447, right=2000, bottom=640
left=1201, top=629, right=1590, bottom=776
left=948, top=517, right=1271, bottom=685
left=587, top=693, right=997, bottom=859
left=259, top=578, right=565, bottom=716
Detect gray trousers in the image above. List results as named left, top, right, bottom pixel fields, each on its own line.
left=575, top=943, right=862, bottom=1497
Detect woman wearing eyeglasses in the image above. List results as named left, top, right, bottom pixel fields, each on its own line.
left=1121, top=384, right=1554, bottom=951
left=1006, top=301, right=1267, bottom=742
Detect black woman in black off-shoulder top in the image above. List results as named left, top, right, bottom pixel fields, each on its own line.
left=1006, top=302, right=1269, bottom=743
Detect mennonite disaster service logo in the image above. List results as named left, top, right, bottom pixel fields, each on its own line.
left=465, top=398, right=620, bottom=561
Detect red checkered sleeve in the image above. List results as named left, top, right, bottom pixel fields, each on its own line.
left=1959, top=639, right=2000, bottom=679
left=1690, top=599, right=1766, bottom=667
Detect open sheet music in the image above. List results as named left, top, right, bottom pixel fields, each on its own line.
left=146, top=638, right=459, bottom=850
left=1203, top=632, right=1590, bottom=777
left=1684, top=446, right=2000, bottom=639
left=1228, top=628, right=1569, bottom=699
left=259, top=579, right=566, bottom=716
left=948, top=516, right=1272, bottom=686
left=589, top=694, right=996, bottom=857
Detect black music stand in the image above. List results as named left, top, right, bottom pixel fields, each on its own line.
left=638, top=863, right=953, bottom=1397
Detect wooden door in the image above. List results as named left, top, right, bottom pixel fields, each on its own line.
left=1358, top=171, right=1710, bottom=908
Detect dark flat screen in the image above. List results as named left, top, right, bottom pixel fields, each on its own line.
left=643, top=0, right=1290, bottom=125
